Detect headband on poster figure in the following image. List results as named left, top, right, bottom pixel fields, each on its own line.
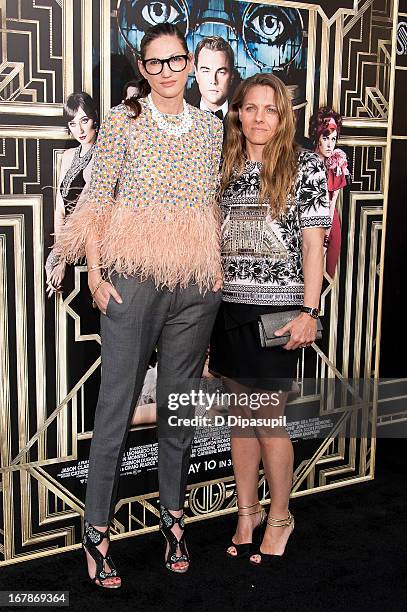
left=324, top=117, right=337, bottom=131
left=317, top=116, right=338, bottom=139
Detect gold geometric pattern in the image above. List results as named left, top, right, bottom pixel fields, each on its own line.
left=341, top=0, right=393, bottom=118
left=0, top=138, right=41, bottom=195
left=0, top=0, right=66, bottom=114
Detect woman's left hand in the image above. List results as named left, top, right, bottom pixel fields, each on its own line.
left=274, top=313, right=317, bottom=350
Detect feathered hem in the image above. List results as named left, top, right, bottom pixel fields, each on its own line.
left=53, top=196, right=112, bottom=263
left=54, top=198, right=222, bottom=291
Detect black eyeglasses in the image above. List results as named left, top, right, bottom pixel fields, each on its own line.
left=142, top=54, right=189, bottom=75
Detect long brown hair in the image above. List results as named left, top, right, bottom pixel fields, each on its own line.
left=220, top=73, right=298, bottom=218
left=124, top=23, right=188, bottom=119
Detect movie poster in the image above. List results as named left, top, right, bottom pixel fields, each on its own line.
left=111, top=1, right=308, bottom=115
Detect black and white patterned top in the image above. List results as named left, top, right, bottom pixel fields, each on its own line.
left=220, top=151, right=331, bottom=305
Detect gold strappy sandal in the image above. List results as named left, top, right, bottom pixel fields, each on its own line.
left=226, top=502, right=267, bottom=559
left=249, top=509, right=294, bottom=566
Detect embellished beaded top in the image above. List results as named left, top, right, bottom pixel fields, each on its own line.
left=92, top=99, right=222, bottom=210
left=55, top=99, right=224, bottom=290
left=220, top=152, right=331, bottom=305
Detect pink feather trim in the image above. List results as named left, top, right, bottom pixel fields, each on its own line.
left=54, top=196, right=222, bottom=291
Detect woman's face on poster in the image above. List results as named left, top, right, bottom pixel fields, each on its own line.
left=318, top=130, right=337, bottom=158
left=238, top=85, right=280, bottom=147
left=67, top=108, right=97, bottom=145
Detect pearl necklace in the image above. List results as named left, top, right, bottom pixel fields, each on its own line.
left=147, top=93, right=192, bottom=137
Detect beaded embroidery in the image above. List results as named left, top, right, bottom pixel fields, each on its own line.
left=87, top=100, right=221, bottom=211
left=147, top=93, right=192, bottom=137
left=55, top=99, right=224, bottom=291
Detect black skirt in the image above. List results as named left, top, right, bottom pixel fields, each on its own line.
left=209, top=301, right=300, bottom=391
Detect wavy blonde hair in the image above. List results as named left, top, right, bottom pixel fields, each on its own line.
left=220, top=73, right=298, bottom=218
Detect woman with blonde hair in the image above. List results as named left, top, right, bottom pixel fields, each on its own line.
left=209, top=73, right=331, bottom=565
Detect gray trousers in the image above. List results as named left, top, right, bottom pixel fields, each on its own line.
left=84, top=273, right=221, bottom=525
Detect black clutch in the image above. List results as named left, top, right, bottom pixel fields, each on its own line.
left=258, top=310, right=322, bottom=348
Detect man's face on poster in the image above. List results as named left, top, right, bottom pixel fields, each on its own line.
left=195, top=48, right=233, bottom=110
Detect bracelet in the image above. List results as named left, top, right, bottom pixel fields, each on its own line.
left=91, top=278, right=106, bottom=300
left=88, top=263, right=102, bottom=272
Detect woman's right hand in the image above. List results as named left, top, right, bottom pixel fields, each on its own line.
left=45, top=260, right=66, bottom=298
left=88, top=272, right=123, bottom=315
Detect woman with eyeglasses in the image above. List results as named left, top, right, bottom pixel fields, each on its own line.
left=54, top=23, right=223, bottom=587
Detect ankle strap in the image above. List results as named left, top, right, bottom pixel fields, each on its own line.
left=84, top=522, right=110, bottom=544
left=160, top=505, right=185, bottom=530
left=267, top=509, right=293, bottom=527
left=237, top=501, right=262, bottom=516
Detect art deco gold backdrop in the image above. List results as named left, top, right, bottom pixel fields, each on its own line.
left=0, top=0, right=399, bottom=565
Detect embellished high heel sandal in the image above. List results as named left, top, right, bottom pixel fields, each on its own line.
left=159, top=505, right=190, bottom=573
left=249, top=509, right=294, bottom=566
left=82, top=522, right=121, bottom=588
left=226, top=501, right=267, bottom=559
